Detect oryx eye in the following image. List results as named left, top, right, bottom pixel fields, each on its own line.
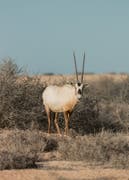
left=77, top=82, right=81, bottom=86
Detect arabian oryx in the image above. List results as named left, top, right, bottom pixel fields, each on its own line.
left=42, top=52, right=87, bottom=135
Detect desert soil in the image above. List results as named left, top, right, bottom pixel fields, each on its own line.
left=0, top=161, right=129, bottom=180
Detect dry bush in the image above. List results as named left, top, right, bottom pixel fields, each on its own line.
left=69, top=97, right=99, bottom=134
left=0, top=58, right=129, bottom=134
left=9, top=77, right=46, bottom=130
left=0, top=130, right=48, bottom=154
left=58, top=132, right=129, bottom=168
left=0, top=129, right=59, bottom=170
left=69, top=98, right=129, bottom=134
left=0, top=151, right=37, bottom=170
left=0, top=59, right=46, bottom=130
left=80, top=75, right=129, bottom=133
left=0, top=130, right=129, bottom=169
left=86, top=75, right=129, bottom=102
left=0, top=130, right=46, bottom=170
left=99, top=102, right=129, bottom=132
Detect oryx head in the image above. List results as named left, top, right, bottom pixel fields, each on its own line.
left=73, top=52, right=87, bottom=99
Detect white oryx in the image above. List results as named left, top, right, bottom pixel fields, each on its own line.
left=42, top=52, right=86, bottom=135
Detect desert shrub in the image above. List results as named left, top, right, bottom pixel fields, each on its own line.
left=69, top=95, right=128, bottom=134
left=69, top=97, right=99, bottom=134
left=0, top=130, right=47, bottom=170
left=58, top=132, right=129, bottom=168
left=96, top=132, right=129, bottom=168
left=123, top=76, right=129, bottom=103
left=74, top=75, right=129, bottom=134
left=0, top=129, right=63, bottom=170
left=0, top=58, right=129, bottom=134
left=0, top=59, right=46, bottom=130
left=0, top=151, right=37, bottom=170
left=86, top=75, right=129, bottom=102
left=0, top=58, right=22, bottom=77
left=0, top=129, right=129, bottom=169
left=44, top=138, right=58, bottom=152
left=98, top=102, right=129, bottom=132
left=0, top=130, right=46, bottom=154
left=9, top=77, right=46, bottom=130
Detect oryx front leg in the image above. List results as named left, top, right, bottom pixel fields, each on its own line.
left=64, top=111, right=69, bottom=135
left=54, top=112, right=61, bottom=135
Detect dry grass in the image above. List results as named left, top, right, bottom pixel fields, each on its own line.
left=58, top=132, right=129, bottom=168
left=0, top=130, right=129, bottom=170
left=1, top=166, right=129, bottom=180
left=38, top=73, right=128, bottom=85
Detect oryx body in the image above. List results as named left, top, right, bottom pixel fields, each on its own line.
left=42, top=52, right=86, bottom=135
left=43, top=84, right=79, bottom=112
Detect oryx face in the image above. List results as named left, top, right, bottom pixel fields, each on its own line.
left=73, top=52, right=86, bottom=99
left=75, top=82, right=84, bottom=99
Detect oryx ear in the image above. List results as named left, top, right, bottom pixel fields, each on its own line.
left=70, top=81, right=74, bottom=86
left=84, top=83, right=89, bottom=87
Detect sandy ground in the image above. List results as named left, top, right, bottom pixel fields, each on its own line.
left=0, top=161, right=129, bottom=180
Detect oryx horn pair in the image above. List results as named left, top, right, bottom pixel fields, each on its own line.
left=73, top=52, right=85, bottom=83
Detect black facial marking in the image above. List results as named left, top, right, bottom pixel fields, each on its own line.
left=77, top=82, right=81, bottom=86
left=78, top=89, right=82, bottom=95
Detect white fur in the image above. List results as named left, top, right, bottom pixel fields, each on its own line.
left=42, top=84, right=78, bottom=112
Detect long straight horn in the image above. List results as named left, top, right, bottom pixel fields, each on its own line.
left=73, top=52, right=79, bottom=82
left=81, top=52, right=85, bottom=83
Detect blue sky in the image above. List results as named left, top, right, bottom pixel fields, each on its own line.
left=0, top=0, right=129, bottom=74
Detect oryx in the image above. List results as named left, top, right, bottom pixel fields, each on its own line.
left=42, top=52, right=86, bottom=135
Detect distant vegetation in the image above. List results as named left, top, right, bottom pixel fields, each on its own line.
left=43, top=72, right=55, bottom=76
left=0, top=58, right=129, bottom=169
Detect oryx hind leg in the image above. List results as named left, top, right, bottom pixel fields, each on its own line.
left=45, top=106, right=51, bottom=134
left=54, top=112, right=61, bottom=135
left=64, top=111, right=69, bottom=135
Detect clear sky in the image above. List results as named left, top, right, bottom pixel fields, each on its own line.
left=0, top=0, right=129, bottom=74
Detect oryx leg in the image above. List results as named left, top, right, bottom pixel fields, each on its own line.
left=45, top=106, right=51, bottom=134
left=54, top=112, right=61, bottom=135
left=64, top=111, right=69, bottom=135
